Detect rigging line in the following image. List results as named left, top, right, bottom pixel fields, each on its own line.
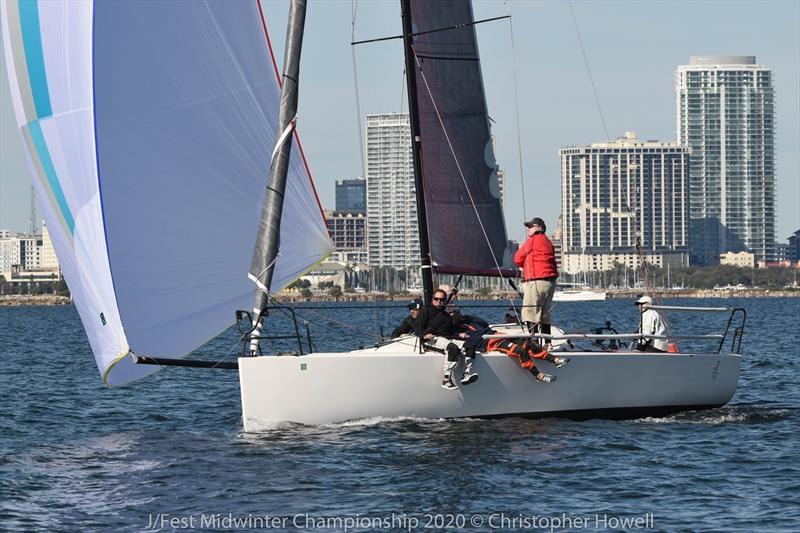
left=268, top=295, right=382, bottom=340
left=351, top=15, right=510, bottom=46
left=503, top=0, right=527, bottom=222
left=351, top=0, right=366, bottom=177
left=567, top=0, right=609, bottom=140
left=268, top=296, right=423, bottom=349
left=410, top=44, right=518, bottom=312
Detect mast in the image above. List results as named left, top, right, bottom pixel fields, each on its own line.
left=400, top=0, right=434, bottom=304
left=248, top=0, right=307, bottom=354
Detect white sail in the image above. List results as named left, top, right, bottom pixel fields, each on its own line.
left=1, top=1, right=332, bottom=386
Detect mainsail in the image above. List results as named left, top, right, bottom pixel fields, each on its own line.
left=1, top=1, right=332, bottom=386
left=407, top=0, right=513, bottom=275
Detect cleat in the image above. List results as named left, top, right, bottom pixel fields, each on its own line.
left=535, top=372, right=556, bottom=383
left=461, top=371, right=479, bottom=385
left=441, top=376, right=458, bottom=390
left=552, top=356, right=570, bottom=368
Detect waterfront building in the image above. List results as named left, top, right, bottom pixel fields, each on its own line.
left=551, top=225, right=563, bottom=272
left=335, top=177, right=366, bottom=213
left=677, top=56, right=776, bottom=265
left=0, top=223, right=60, bottom=276
left=719, top=251, right=755, bottom=268
left=788, top=230, right=800, bottom=263
left=365, top=113, right=419, bottom=268
left=39, top=222, right=58, bottom=270
left=325, top=210, right=367, bottom=264
left=0, top=234, right=39, bottom=272
left=774, top=243, right=789, bottom=263
left=560, top=132, right=690, bottom=274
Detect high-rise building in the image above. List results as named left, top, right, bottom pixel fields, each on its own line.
left=788, top=230, right=800, bottom=264
left=560, top=132, right=690, bottom=274
left=335, top=177, right=366, bottom=213
left=365, top=113, right=419, bottom=268
left=677, top=56, right=776, bottom=265
left=325, top=210, right=367, bottom=264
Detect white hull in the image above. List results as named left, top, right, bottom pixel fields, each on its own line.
left=238, top=342, right=740, bottom=430
left=553, top=290, right=607, bottom=302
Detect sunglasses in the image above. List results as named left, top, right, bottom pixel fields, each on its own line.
left=432, top=296, right=446, bottom=302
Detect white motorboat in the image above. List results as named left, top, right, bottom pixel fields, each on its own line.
left=553, top=288, right=607, bottom=302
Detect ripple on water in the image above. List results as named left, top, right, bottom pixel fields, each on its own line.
left=1, top=299, right=798, bottom=531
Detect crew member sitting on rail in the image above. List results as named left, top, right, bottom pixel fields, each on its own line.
left=419, top=289, right=477, bottom=390
left=391, top=299, right=423, bottom=338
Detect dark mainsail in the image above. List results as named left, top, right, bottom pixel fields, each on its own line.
left=407, top=0, right=513, bottom=276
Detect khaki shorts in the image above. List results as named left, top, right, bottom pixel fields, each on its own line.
left=521, top=279, right=556, bottom=324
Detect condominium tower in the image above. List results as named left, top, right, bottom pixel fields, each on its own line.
left=560, top=132, right=690, bottom=274
left=677, top=56, right=776, bottom=264
left=365, top=113, right=420, bottom=268
left=335, top=177, right=366, bottom=213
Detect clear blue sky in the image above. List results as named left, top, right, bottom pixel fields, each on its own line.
left=2, top=0, right=798, bottom=243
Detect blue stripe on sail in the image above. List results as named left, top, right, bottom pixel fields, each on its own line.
left=27, top=121, right=75, bottom=234
left=18, top=0, right=52, bottom=118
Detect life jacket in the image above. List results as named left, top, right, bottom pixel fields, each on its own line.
left=486, top=338, right=547, bottom=370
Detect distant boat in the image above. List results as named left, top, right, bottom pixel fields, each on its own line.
left=553, top=287, right=607, bottom=302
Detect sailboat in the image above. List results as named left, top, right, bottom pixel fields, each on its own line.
left=2, top=0, right=743, bottom=430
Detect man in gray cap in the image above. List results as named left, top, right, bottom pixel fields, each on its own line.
left=513, top=217, right=559, bottom=338
left=633, top=295, right=669, bottom=352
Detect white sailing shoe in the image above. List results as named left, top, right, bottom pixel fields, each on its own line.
left=442, top=375, right=458, bottom=390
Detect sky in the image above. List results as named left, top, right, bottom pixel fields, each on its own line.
left=1, top=0, right=798, bottom=244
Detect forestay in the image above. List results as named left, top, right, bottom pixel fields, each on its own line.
left=1, top=1, right=332, bottom=386
left=408, top=0, right=513, bottom=275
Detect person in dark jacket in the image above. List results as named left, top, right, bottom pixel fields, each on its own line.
left=419, top=289, right=475, bottom=390
left=391, top=299, right=423, bottom=338
left=513, top=217, right=558, bottom=339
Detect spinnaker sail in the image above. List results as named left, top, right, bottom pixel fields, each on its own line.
left=1, top=0, right=332, bottom=386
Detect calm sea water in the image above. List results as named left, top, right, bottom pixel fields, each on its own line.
left=1, top=298, right=798, bottom=532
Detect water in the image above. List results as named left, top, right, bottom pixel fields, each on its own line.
left=1, top=298, right=798, bottom=531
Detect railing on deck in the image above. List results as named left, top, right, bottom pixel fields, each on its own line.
left=484, top=306, right=747, bottom=355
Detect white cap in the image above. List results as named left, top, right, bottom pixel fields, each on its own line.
left=635, top=295, right=653, bottom=306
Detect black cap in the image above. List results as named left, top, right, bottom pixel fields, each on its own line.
left=407, top=298, right=423, bottom=310
left=524, top=217, right=546, bottom=231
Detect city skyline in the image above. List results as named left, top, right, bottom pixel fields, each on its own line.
left=2, top=0, right=798, bottom=245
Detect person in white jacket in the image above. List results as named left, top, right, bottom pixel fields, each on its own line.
left=634, top=295, right=669, bottom=352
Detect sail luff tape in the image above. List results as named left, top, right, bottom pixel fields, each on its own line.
left=270, top=116, right=298, bottom=164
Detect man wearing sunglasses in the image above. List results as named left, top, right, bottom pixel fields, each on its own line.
left=419, top=289, right=477, bottom=390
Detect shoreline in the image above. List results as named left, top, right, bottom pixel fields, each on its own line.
left=2, top=289, right=797, bottom=307
left=0, top=295, right=72, bottom=307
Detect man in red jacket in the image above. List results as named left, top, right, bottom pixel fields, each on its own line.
left=514, top=217, right=558, bottom=338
